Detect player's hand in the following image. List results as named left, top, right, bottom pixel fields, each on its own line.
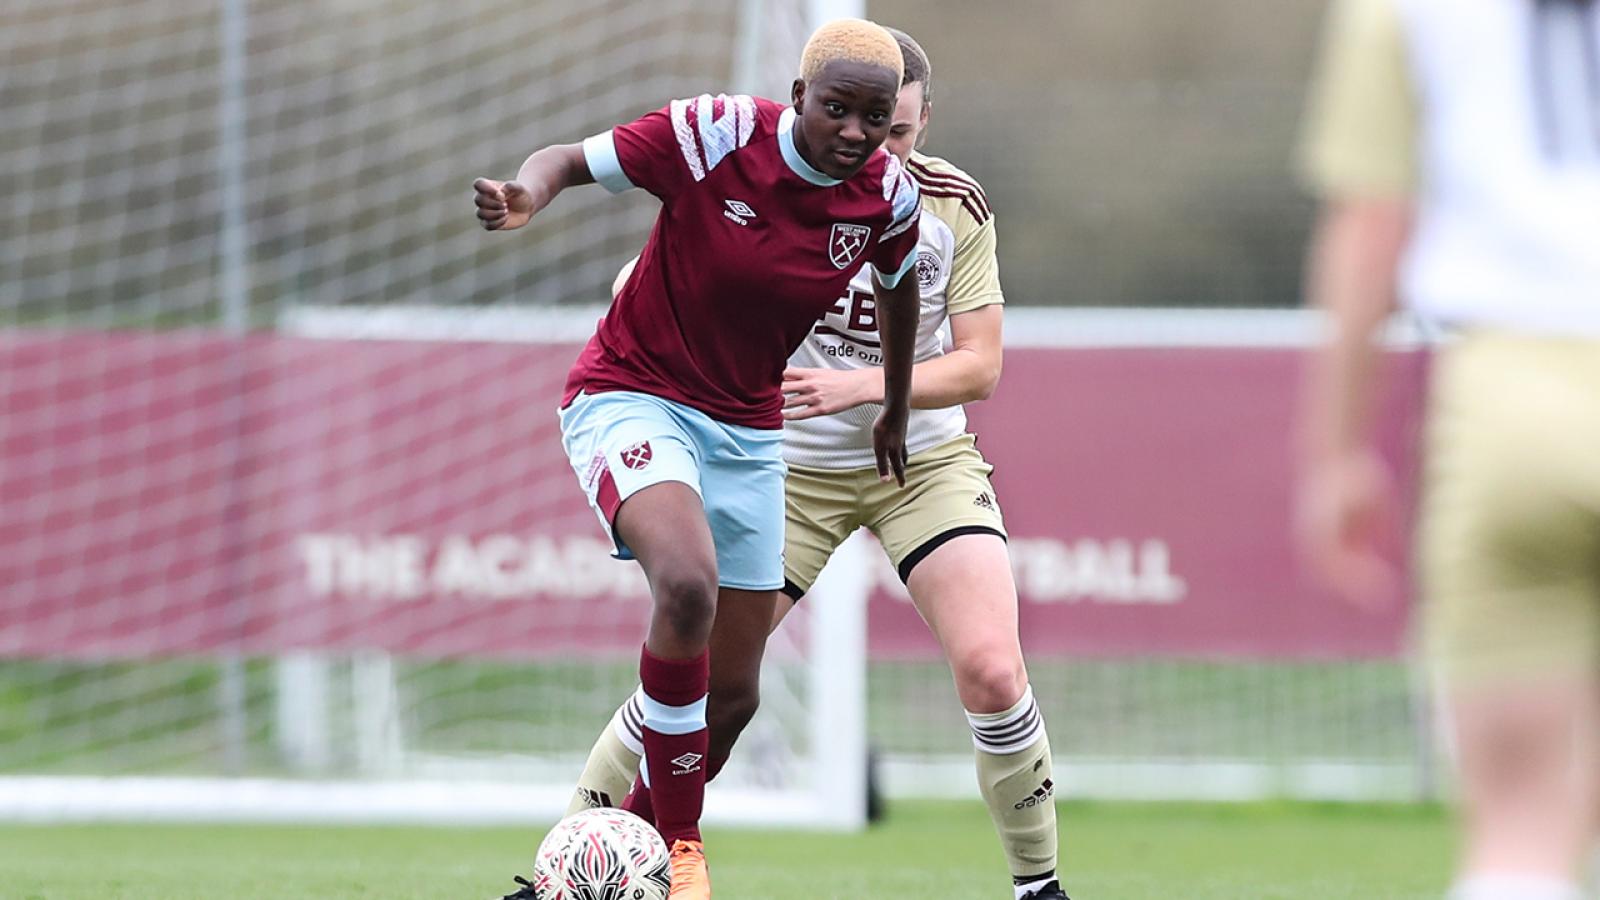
left=1295, top=448, right=1401, bottom=612
left=473, top=178, right=536, bottom=231
left=782, top=367, right=876, bottom=420
left=871, top=403, right=909, bottom=487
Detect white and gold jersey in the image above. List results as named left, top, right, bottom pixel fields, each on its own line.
left=782, top=152, right=1003, bottom=470
left=1299, top=0, right=1600, bottom=336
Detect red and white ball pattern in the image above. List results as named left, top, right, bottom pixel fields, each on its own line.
left=531, top=808, right=671, bottom=900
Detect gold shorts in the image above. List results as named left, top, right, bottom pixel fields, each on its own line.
left=783, top=434, right=1007, bottom=597
left=1419, top=332, right=1600, bottom=684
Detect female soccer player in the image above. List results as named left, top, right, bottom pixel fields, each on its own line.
left=570, top=29, right=1070, bottom=900
left=1298, top=1, right=1600, bottom=898
left=476, top=19, right=924, bottom=900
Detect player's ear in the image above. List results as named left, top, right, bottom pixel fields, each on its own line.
left=917, top=104, right=931, bottom=148
left=791, top=78, right=806, bottom=111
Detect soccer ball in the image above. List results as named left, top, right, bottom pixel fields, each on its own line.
left=530, top=808, right=672, bottom=900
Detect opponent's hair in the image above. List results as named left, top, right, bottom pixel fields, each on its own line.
left=885, top=27, right=931, bottom=106
left=798, top=19, right=904, bottom=86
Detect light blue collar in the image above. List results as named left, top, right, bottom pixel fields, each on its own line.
left=777, top=106, right=841, bottom=187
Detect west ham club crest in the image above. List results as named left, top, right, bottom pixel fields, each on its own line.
left=829, top=223, right=871, bottom=269
left=620, top=440, right=653, bottom=470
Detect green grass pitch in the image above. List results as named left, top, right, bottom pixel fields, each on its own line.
left=0, top=800, right=1454, bottom=899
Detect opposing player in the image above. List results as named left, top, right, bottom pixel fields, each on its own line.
left=474, top=19, right=924, bottom=900
left=570, top=29, right=1069, bottom=900
left=1297, top=1, right=1600, bottom=898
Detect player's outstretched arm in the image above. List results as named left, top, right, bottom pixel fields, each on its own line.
left=1295, top=196, right=1411, bottom=610
left=473, top=143, right=594, bottom=231
left=870, top=274, right=919, bottom=486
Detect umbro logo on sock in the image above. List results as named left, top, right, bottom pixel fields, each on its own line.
left=670, top=752, right=704, bottom=775
left=1014, top=778, right=1055, bottom=810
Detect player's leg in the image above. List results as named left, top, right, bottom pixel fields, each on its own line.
left=566, top=688, right=645, bottom=814
left=703, top=588, right=778, bottom=777
left=619, top=410, right=790, bottom=835
left=557, top=391, right=717, bottom=897
left=568, top=462, right=858, bottom=816
left=606, top=585, right=777, bottom=830
left=564, top=594, right=775, bottom=821
left=690, top=413, right=792, bottom=785
left=909, top=536, right=1063, bottom=900
left=568, top=589, right=780, bottom=823
left=769, top=463, right=867, bottom=633
left=869, top=435, right=1066, bottom=900
left=1421, top=335, right=1600, bottom=900
left=1444, top=678, right=1599, bottom=896
left=612, top=481, right=720, bottom=840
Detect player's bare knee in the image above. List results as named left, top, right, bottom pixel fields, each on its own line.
left=954, top=649, right=1028, bottom=713
left=649, top=564, right=718, bottom=645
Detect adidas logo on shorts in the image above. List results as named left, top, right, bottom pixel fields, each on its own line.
left=973, top=491, right=996, bottom=511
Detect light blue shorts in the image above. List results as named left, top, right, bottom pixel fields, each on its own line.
left=558, top=390, right=787, bottom=591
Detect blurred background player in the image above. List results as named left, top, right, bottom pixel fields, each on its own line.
left=569, top=28, right=1068, bottom=900
left=474, top=17, right=923, bottom=899
left=1296, top=1, right=1600, bottom=898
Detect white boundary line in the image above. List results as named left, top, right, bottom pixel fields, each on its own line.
left=0, top=757, right=1434, bottom=824
left=0, top=777, right=842, bottom=827
left=278, top=305, right=1440, bottom=350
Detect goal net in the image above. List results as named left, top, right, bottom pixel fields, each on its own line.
left=0, top=0, right=1440, bottom=828
left=0, top=0, right=872, bottom=827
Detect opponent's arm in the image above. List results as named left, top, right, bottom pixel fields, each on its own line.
left=782, top=303, right=1001, bottom=415
left=1293, top=0, right=1419, bottom=609
left=473, top=144, right=595, bottom=232
left=1296, top=196, right=1411, bottom=608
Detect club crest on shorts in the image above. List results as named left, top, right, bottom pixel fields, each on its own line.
left=829, top=223, right=871, bottom=269
left=619, top=440, right=652, bottom=470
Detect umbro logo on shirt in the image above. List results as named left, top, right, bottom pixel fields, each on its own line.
left=723, top=199, right=757, bottom=226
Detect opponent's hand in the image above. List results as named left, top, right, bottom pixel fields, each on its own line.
left=473, top=178, right=536, bottom=231
left=871, top=403, right=909, bottom=487
left=782, top=367, right=876, bottom=420
left=1295, top=448, right=1401, bottom=611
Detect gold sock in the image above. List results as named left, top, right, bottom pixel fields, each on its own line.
left=565, top=689, right=645, bottom=816
left=968, top=688, right=1059, bottom=882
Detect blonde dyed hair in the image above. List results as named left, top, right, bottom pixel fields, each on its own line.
left=798, top=18, right=904, bottom=85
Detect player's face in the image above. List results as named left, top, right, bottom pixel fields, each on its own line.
left=882, top=82, right=929, bottom=165
left=791, top=60, right=899, bottom=179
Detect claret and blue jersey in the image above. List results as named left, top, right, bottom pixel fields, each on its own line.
left=566, top=93, right=922, bottom=429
